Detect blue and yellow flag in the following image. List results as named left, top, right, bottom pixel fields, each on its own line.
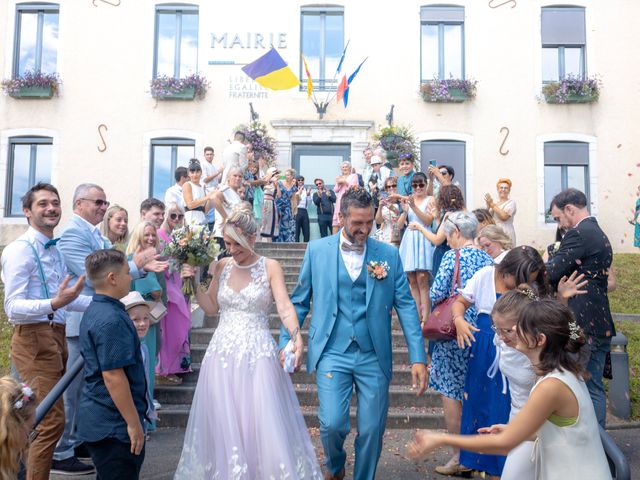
left=242, top=47, right=299, bottom=90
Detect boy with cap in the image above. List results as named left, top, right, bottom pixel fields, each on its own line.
left=121, top=291, right=165, bottom=431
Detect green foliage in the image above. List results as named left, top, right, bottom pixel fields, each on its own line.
left=609, top=254, right=640, bottom=314
left=372, top=125, right=418, bottom=167
left=0, top=286, right=10, bottom=376
left=615, top=320, right=640, bottom=420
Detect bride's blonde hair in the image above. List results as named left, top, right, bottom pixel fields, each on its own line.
left=223, top=202, right=257, bottom=251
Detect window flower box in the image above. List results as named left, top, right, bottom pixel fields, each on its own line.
left=150, top=74, right=209, bottom=101
left=1, top=71, right=60, bottom=99
left=542, top=76, right=600, bottom=104
left=420, top=78, right=477, bottom=103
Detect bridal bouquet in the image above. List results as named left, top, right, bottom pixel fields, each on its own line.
left=161, top=223, right=220, bottom=296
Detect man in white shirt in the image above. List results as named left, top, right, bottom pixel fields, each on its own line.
left=361, top=147, right=374, bottom=192
left=211, top=167, right=244, bottom=253
left=164, top=166, right=188, bottom=208
left=1, top=182, right=93, bottom=479
left=202, top=146, right=222, bottom=191
left=294, top=175, right=311, bottom=242
left=221, top=131, right=248, bottom=184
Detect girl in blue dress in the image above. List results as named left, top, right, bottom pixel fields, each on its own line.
left=451, top=246, right=548, bottom=478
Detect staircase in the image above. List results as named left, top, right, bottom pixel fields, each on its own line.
left=158, top=242, right=445, bottom=430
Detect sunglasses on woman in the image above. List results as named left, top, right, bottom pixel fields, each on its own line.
left=385, top=184, right=397, bottom=190
left=411, top=182, right=426, bottom=188
left=170, top=213, right=184, bottom=220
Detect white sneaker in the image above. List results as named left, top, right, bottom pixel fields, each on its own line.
left=153, top=399, right=162, bottom=410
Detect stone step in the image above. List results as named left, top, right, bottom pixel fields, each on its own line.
left=199, top=313, right=406, bottom=330
left=157, top=404, right=445, bottom=430
left=190, top=328, right=412, bottom=348
left=155, top=383, right=438, bottom=409
left=269, top=258, right=304, bottom=268
left=255, top=242, right=308, bottom=251
left=188, top=344, right=416, bottom=365
left=255, top=250, right=307, bottom=259
left=180, top=361, right=418, bottom=386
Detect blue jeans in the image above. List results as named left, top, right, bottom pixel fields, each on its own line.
left=53, top=336, right=83, bottom=461
left=582, top=335, right=611, bottom=428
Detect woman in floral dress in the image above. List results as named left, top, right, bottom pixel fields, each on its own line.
left=427, top=211, right=494, bottom=476
left=276, top=168, right=297, bottom=242
left=374, top=177, right=404, bottom=246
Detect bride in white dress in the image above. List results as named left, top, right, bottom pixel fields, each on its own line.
left=174, top=203, right=323, bottom=479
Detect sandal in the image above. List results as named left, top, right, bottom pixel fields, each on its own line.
left=156, top=374, right=183, bottom=385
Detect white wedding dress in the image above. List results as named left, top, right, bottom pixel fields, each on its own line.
left=174, top=257, right=323, bottom=480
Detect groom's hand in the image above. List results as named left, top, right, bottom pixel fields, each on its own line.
left=411, top=363, right=428, bottom=396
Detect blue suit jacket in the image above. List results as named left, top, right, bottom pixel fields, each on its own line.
left=58, top=214, right=142, bottom=337
left=279, top=233, right=426, bottom=379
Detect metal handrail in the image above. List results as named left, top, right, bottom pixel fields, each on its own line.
left=600, top=426, right=631, bottom=480
left=33, top=357, right=84, bottom=427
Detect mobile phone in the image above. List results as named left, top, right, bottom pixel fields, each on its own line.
left=429, top=159, right=437, bottom=167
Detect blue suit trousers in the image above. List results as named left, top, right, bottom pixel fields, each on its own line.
left=316, top=344, right=390, bottom=480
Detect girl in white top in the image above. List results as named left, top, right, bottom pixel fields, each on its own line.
left=183, top=159, right=214, bottom=225
left=408, top=298, right=612, bottom=480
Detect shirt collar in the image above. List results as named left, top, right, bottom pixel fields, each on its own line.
left=27, top=226, right=53, bottom=247
left=74, top=213, right=100, bottom=233
left=573, top=215, right=593, bottom=228
left=93, top=293, right=126, bottom=310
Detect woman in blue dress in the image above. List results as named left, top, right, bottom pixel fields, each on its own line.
left=426, top=211, right=494, bottom=476
left=451, top=246, right=548, bottom=478
left=400, top=172, right=437, bottom=324
left=276, top=168, right=297, bottom=242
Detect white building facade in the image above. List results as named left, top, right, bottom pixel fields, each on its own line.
left=1, top=0, right=638, bottom=249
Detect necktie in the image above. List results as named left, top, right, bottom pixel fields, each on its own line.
left=341, top=241, right=364, bottom=255
left=44, top=238, right=60, bottom=249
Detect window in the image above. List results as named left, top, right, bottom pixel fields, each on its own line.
left=150, top=138, right=195, bottom=199
left=13, top=3, right=59, bottom=77
left=6, top=137, right=53, bottom=217
left=420, top=5, right=464, bottom=81
left=420, top=140, right=466, bottom=196
left=541, top=6, right=586, bottom=82
left=300, top=6, right=344, bottom=91
left=291, top=143, right=351, bottom=240
left=154, top=5, right=198, bottom=78
left=544, top=141, right=589, bottom=221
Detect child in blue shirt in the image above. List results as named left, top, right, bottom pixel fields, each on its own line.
left=77, top=249, right=148, bottom=479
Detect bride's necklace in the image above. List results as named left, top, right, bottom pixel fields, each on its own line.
left=233, top=255, right=261, bottom=269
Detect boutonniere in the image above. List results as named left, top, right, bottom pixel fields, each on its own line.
left=367, top=260, right=390, bottom=280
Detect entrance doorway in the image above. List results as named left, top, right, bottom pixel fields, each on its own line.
left=291, top=143, right=351, bottom=240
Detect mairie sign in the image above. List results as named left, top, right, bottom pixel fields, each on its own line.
left=211, top=32, right=288, bottom=49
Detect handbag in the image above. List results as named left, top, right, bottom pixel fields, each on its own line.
left=422, top=249, right=461, bottom=340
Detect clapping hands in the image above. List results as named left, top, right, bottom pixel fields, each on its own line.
left=484, top=193, right=495, bottom=208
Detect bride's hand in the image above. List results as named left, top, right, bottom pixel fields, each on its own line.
left=180, top=264, right=195, bottom=279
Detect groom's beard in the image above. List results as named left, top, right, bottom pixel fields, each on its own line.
left=343, top=224, right=367, bottom=245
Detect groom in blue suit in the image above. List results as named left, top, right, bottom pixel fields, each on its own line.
left=280, top=188, right=427, bottom=480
